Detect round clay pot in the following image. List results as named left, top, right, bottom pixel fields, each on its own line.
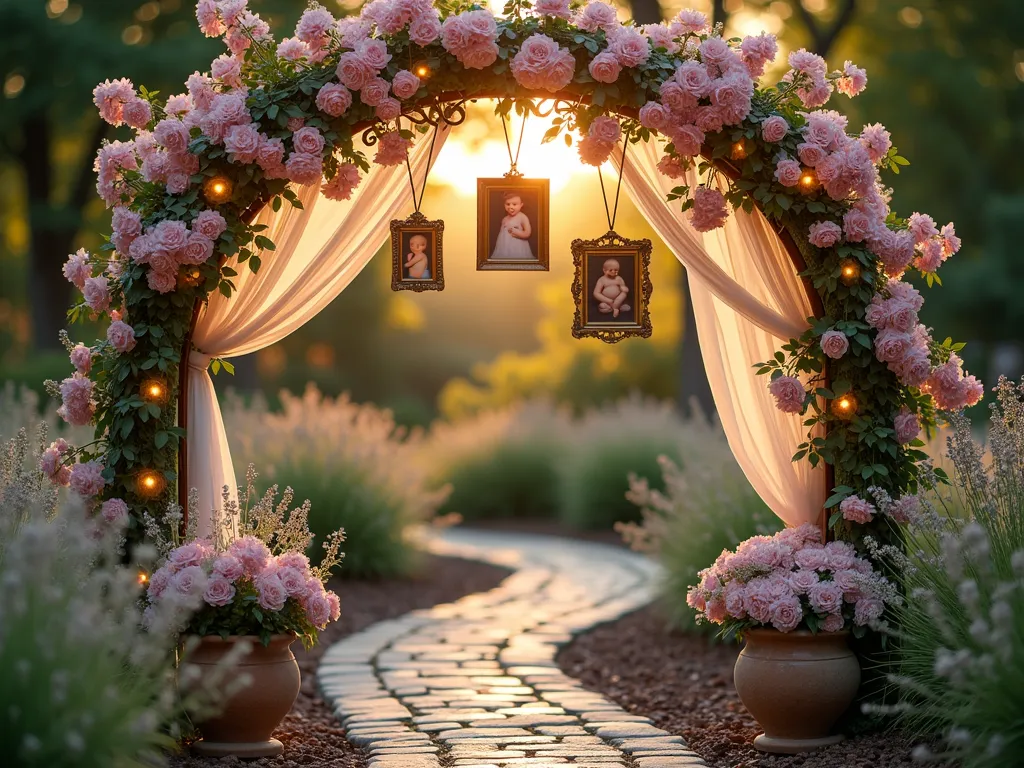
left=186, top=634, right=300, bottom=758
left=733, top=629, right=860, bottom=754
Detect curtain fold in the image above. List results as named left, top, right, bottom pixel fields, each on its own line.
left=614, top=139, right=825, bottom=527
left=186, top=128, right=449, bottom=535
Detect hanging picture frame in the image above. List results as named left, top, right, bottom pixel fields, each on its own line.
left=571, top=231, right=653, bottom=343
left=476, top=177, right=550, bottom=271
left=391, top=211, right=444, bottom=291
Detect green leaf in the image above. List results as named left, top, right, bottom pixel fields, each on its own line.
left=155, top=431, right=169, bottom=449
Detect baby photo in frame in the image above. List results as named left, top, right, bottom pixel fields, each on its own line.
left=476, top=177, right=549, bottom=271
left=571, top=232, right=653, bottom=343
left=391, top=212, right=444, bottom=292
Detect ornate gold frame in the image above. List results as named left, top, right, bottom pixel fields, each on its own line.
left=571, top=230, right=653, bottom=344
left=391, top=211, right=445, bottom=292
left=476, top=177, right=550, bottom=271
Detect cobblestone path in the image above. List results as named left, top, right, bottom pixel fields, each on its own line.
left=318, top=529, right=707, bottom=768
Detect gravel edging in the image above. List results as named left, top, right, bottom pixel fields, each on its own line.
left=168, top=553, right=512, bottom=768
left=557, top=604, right=924, bottom=768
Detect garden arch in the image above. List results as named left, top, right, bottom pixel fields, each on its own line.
left=66, top=1, right=978, bottom=556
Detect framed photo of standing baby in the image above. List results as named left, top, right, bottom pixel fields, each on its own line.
left=571, top=232, right=653, bottom=343
left=391, top=211, right=444, bottom=292
left=476, top=177, right=549, bottom=271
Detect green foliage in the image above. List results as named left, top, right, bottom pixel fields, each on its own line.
left=873, top=380, right=1024, bottom=763
left=619, top=415, right=783, bottom=633
left=223, top=387, right=449, bottom=579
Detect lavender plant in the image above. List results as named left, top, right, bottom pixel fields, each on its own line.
left=869, top=377, right=1024, bottom=766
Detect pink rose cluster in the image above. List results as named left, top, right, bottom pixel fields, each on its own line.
left=923, top=352, right=984, bottom=411
left=865, top=281, right=933, bottom=388
left=840, top=491, right=919, bottom=526
left=440, top=9, right=500, bottom=71
left=93, top=77, right=152, bottom=130
left=63, top=248, right=116, bottom=315
left=362, top=0, right=441, bottom=44
left=147, top=536, right=341, bottom=630
left=686, top=524, right=890, bottom=632
left=374, top=130, right=413, bottom=167
left=511, top=34, right=576, bottom=92
left=783, top=49, right=834, bottom=109
left=58, top=373, right=96, bottom=427
left=906, top=212, right=960, bottom=275
left=40, top=438, right=72, bottom=486
left=194, top=0, right=272, bottom=57
left=126, top=209, right=226, bottom=294
left=576, top=116, right=621, bottom=167
left=688, top=185, right=729, bottom=232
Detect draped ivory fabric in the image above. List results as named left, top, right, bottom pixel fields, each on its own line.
left=185, top=128, right=449, bottom=536
left=613, top=139, right=826, bottom=526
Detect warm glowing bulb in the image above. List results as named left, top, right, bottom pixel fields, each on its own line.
left=149, top=384, right=161, bottom=397
left=203, top=175, right=233, bottom=204
left=141, top=378, right=168, bottom=403
left=831, top=393, right=858, bottom=419
left=838, top=258, right=862, bottom=286
left=143, top=476, right=156, bottom=488
left=730, top=141, right=748, bottom=160
left=137, top=470, right=165, bottom=496
left=138, top=571, right=149, bottom=585
left=798, top=168, right=820, bottom=193
left=416, top=65, right=429, bottom=77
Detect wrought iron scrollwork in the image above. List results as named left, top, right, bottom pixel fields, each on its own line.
left=361, top=96, right=470, bottom=146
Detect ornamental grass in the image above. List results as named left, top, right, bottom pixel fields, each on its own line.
left=618, top=408, right=782, bottom=634
left=869, top=377, right=1024, bottom=766
left=223, top=385, right=449, bottom=578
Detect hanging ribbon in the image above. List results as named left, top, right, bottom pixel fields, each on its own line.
left=403, top=119, right=441, bottom=213
left=597, top=130, right=631, bottom=232
left=499, top=105, right=529, bottom=178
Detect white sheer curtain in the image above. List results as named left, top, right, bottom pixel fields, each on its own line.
left=614, top=139, right=826, bottom=527
left=185, top=127, right=449, bottom=536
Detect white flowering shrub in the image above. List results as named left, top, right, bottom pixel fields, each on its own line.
left=618, top=410, right=782, bottom=633
left=871, top=377, right=1024, bottom=766
left=223, top=386, right=449, bottom=578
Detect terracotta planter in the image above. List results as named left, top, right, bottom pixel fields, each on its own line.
left=186, top=634, right=300, bottom=758
left=733, top=629, right=860, bottom=754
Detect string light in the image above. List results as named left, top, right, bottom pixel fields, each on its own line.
left=730, top=140, right=748, bottom=161
left=202, top=175, right=233, bottom=205
left=413, top=61, right=430, bottom=78
left=798, top=168, right=820, bottom=193
left=839, top=257, right=862, bottom=286
left=140, top=378, right=168, bottom=404
left=831, top=392, right=859, bottom=419
left=138, top=571, right=149, bottom=585
left=137, top=470, right=166, bottom=497
left=179, top=266, right=203, bottom=288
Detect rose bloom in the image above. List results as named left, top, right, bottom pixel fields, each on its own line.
left=152, top=219, right=189, bottom=253
left=743, top=588, right=774, bottom=624
left=292, top=126, right=325, bottom=155
left=638, top=102, right=668, bottom=132
left=642, top=23, right=679, bottom=54
left=359, top=77, right=390, bottom=107
left=588, top=51, right=621, bottom=84
left=674, top=61, right=712, bottom=98
left=285, top=151, right=323, bottom=185
left=656, top=153, right=686, bottom=179
left=374, top=130, right=412, bottom=167
left=391, top=69, right=421, bottom=100
left=669, top=124, right=704, bottom=158
left=316, top=83, right=352, bottom=117
left=609, top=28, right=650, bottom=68
left=181, top=232, right=214, bottom=265
left=154, top=118, right=190, bottom=154
left=788, top=568, right=819, bottom=595
left=794, top=546, right=829, bottom=571
left=107, top=319, right=137, bottom=353
left=821, top=612, right=846, bottom=632
left=336, top=52, right=374, bottom=90
left=577, top=135, right=614, bottom=167
left=797, top=142, right=826, bottom=167
left=193, top=210, right=227, bottom=240
left=894, top=407, right=920, bottom=444
left=854, top=597, right=884, bottom=626
left=63, top=248, right=92, bottom=290
left=173, top=565, right=208, bottom=597
left=69, top=460, right=105, bottom=498
left=840, top=495, right=876, bottom=524
left=808, top=220, right=842, bottom=248
left=842, top=208, right=872, bottom=242
left=203, top=574, right=237, bottom=607
left=82, top=276, right=111, bottom=313
left=534, top=0, right=572, bottom=19
left=212, top=555, right=244, bottom=581
left=70, top=344, right=93, bottom=375
left=376, top=97, right=402, bottom=122
left=228, top=536, right=272, bottom=576
left=589, top=115, right=621, bottom=144
left=689, top=185, right=729, bottom=232
left=322, top=163, right=362, bottom=201
left=409, top=13, right=441, bottom=45
left=576, top=1, right=618, bottom=32
left=774, top=158, right=802, bottom=187
left=671, top=8, right=707, bottom=35
left=771, top=595, right=803, bottom=632
left=819, top=329, right=849, bottom=360
left=769, top=375, right=805, bottom=414
left=807, top=581, right=843, bottom=615
left=889, top=494, right=920, bottom=524
left=224, top=123, right=261, bottom=163
left=761, top=115, right=788, bottom=142
left=255, top=571, right=288, bottom=611
left=278, top=566, right=310, bottom=598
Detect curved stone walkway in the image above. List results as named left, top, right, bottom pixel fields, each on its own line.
left=319, top=529, right=707, bottom=768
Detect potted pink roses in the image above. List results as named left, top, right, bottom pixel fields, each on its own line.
left=687, top=523, right=897, bottom=754
left=146, top=479, right=344, bottom=758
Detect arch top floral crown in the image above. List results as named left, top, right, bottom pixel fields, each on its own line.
left=49, top=0, right=979, bottom=552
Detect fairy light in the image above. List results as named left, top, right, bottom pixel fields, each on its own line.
left=730, top=140, right=748, bottom=161
left=140, top=378, right=168, bottom=404
left=839, top=257, right=862, bottom=286
left=202, top=175, right=233, bottom=204
left=798, top=168, right=820, bottom=193
left=138, top=571, right=149, bottom=585
left=179, top=266, right=203, bottom=288
left=831, top=393, right=859, bottom=419
left=137, top=470, right=166, bottom=497
left=413, top=61, right=430, bottom=78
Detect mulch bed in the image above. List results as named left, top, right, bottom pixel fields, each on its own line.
left=168, top=553, right=511, bottom=768
left=558, top=604, right=923, bottom=768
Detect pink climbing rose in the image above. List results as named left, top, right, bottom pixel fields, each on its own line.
left=761, top=115, right=789, bottom=142
left=840, top=495, right=875, bottom=524
left=510, top=34, right=576, bottom=92
left=688, top=186, right=729, bottom=232
left=107, top=319, right=137, bottom=354
left=769, top=375, right=805, bottom=414
left=69, top=460, right=105, bottom=498
left=808, top=220, right=842, bottom=248
left=819, top=330, right=849, bottom=360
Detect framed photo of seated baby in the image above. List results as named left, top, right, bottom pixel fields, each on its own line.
left=571, top=232, right=653, bottom=343
left=391, top=211, right=444, bottom=292
left=476, top=177, right=550, bottom=271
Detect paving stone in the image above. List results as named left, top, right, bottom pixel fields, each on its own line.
left=318, top=529, right=682, bottom=768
